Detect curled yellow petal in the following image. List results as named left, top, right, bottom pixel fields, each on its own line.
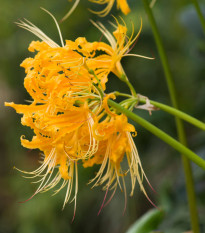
left=102, top=93, right=117, bottom=117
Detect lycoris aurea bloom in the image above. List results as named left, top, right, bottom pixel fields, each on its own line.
left=5, top=11, right=153, bottom=213
left=91, top=18, right=153, bottom=80
left=84, top=104, right=150, bottom=204
left=5, top=31, right=101, bottom=209
left=62, top=0, right=157, bottom=21
left=89, top=0, right=131, bottom=17
left=89, top=0, right=157, bottom=17
left=62, top=0, right=130, bottom=22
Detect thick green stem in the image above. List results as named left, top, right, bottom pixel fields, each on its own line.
left=139, top=98, right=205, bottom=131
left=108, top=99, right=205, bottom=170
left=191, top=0, right=205, bottom=36
left=142, top=0, right=200, bottom=232
left=114, top=92, right=205, bottom=131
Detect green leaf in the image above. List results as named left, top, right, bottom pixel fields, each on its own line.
left=126, top=209, right=164, bottom=233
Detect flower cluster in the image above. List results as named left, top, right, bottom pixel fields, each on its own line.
left=5, top=18, right=151, bottom=212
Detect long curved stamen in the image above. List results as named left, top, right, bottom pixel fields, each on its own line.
left=41, top=8, right=65, bottom=47
left=89, top=0, right=115, bottom=17
left=123, top=54, right=155, bottom=60
left=16, top=20, right=59, bottom=48
left=61, top=0, right=80, bottom=22
left=90, top=20, right=116, bottom=48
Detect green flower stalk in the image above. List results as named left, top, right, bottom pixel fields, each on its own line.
left=142, top=0, right=200, bottom=232
left=191, top=0, right=205, bottom=36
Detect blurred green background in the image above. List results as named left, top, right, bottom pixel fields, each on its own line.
left=1, top=0, right=205, bottom=232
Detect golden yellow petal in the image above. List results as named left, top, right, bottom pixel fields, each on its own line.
left=117, top=0, right=131, bottom=15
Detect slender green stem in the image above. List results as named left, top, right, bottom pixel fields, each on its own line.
left=120, top=74, right=137, bottom=97
left=114, top=91, right=132, bottom=98
left=139, top=98, right=205, bottom=131
left=191, top=0, right=205, bottom=35
left=108, top=99, right=205, bottom=170
left=142, top=1, right=200, bottom=232
left=89, top=69, right=104, bottom=94
left=114, top=92, right=205, bottom=131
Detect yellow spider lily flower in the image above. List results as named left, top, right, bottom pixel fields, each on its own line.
left=82, top=94, right=153, bottom=209
left=5, top=12, right=153, bottom=211
left=90, top=18, right=154, bottom=80
left=5, top=46, right=99, bottom=207
left=62, top=0, right=130, bottom=21
left=89, top=0, right=131, bottom=17
left=83, top=113, right=152, bottom=208
left=5, top=18, right=103, bottom=209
